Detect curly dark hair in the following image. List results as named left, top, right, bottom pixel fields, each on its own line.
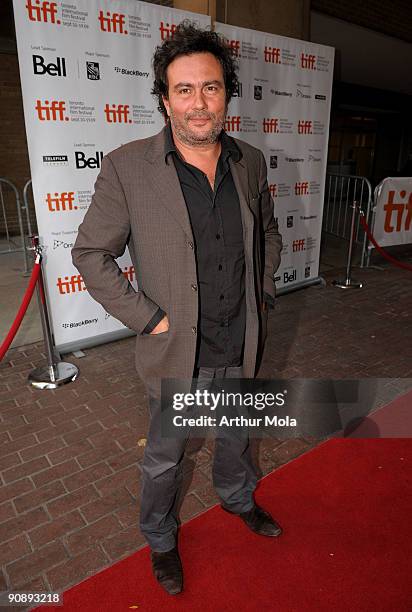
left=152, top=21, right=239, bottom=119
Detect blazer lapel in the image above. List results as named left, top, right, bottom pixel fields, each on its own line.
left=143, top=128, right=194, bottom=242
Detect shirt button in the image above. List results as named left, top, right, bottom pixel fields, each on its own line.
left=188, top=241, right=194, bottom=249
left=216, top=234, right=221, bottom=240
left=219, top=294, right=224, bottom=300
left=191, top=284, right=197, bottom=291
left=191, top=326, right=197, bottom=335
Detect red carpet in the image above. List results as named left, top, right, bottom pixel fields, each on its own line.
left=38, top=434, right=412, bottom=612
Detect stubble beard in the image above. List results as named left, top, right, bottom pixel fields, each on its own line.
left=168, top=107, right=226, bottom=147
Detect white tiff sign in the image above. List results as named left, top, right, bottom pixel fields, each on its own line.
left=372, top=177, right=412, bottom=247
left=215, top=23, right=334, bottom=289
left=13, top=0, right=210, bottom=351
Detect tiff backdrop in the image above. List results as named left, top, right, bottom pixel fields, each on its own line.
left=13, top=0, right=333, bottom=352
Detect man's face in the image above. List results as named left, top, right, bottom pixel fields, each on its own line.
left=162, top=52, right=227, bottom=146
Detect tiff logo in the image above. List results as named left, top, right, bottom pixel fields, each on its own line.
left=225, top=116, right=241, bottom=132
left=159, top=22, right=177, bottom=40
left=26, top=0, right=60, bottom=24
left=264, top=46, right=281, bottom=64
left=301, top=53, right=316, bottom=70
left=384, top=189, right=412, bottom=233
left=35, top=100, right=68, bottom=121
left=98, top=10, right=127, bottom=34
left=295, top=182, right=309, bottom=195
left=104, top=104, right=131, bottom=123
left=33, top=55, right=66, bottom=77
left=293, top=239, right=306, bottom=252
left=263, top=118, right=279, bottom=133
left=269, top=184, right=277, bottom=198
left=229, top=40, right=240, bottom=57
left=298, top=120, right=312, bottom=134
left=57, top=266, right=135, bottom=294
left=46, top=192, right=76, bottom=212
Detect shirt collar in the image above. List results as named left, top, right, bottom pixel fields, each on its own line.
left=164, top=121, right=241, bottom=164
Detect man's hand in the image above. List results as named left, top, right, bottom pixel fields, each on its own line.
left=150, top=315, right=169, bottom=334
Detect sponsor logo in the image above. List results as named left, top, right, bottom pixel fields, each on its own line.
left=271, top=90, right=292, bottom=97
left=300, top=214, right=317, bottom=220
left=254, top=85, right=262, bottom=100
left=56, top=267, right=135, bottom=294
left=75, top=151, right=103, bottom=169
left=114, top=67, right=150, bottom=78
left=269, top=184, right=277, bottom=197
left=297, top=120, right=312, bottom=134
left=305, top=265, right=311, bottom=278
left=104, top=104, right=131, bottom=123
left=315, top=94, right=326, bottom=100
left=384, top=189, right=412, bottom=233
left=308, top=154, right=321, bottom=162
left=263, top=118, right=279, bottom=133
left=86, top=62, right=100, bottom=80
left=283, top=269, right=297, bottom=283
left=300, top=52, right=316, bottom=70
left=53, top=239, right=74, bottom=249
left=264, top=46, right=281, bottom=64
left=270, top=156, right=278, bottom=169
left=287, top=215, right=293, bottom=228
left=159, top=21, right=177, bottom=40
left=233, top=82, right=243, bottom=97
left=292, top=239, right=305, bottom=252
left=46, top=191, right=76, bottom=212
left=26, top=0, right=60, bottom=24
left=296, top=89, right=311, bottom=99
left=62, top=318, right=98, bottom=329
left=295, top=182, right=309, bottom=196
left=285, top=156, right=304, bottom=163
left=98, top=10, right=127, bottom=35
left=33, top=54, right=66, bottom=77
left=35, top=99, right=69, bottom=121
left=229, top=40, right=240, bottom=57
left=225, top=116, right=241, bottom=132
left=42, top=155, right=68, bottom=166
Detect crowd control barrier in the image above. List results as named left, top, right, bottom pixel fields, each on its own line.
left=323, top=173, right=373, bottom=268
left=0, top=178, right=30, bottom=274
left=0, top=235, right=79, bottom=389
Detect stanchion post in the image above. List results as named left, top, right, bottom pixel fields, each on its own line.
left=28, top=235, right=79, bottom=389
left=332, top=201, right=363, bottom=289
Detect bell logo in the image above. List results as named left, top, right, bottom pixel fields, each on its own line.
left=295, top=182, right=309, bottom=195
left=159, top=22, right=177, bottom=40
left=298, top=120, right=312, bottom=134
left=33, top=55, right=66, bottom=77
left=284, top=269, right=297, bottom=283
left=292, top=239, right=306, bottom=252
left=26, top=0, right=60, bottom=24
left=75, top=151, right=104, bottom=169
left=46, top=192, right=76, bottom=212
left=229, top=40, right=240, bottom=57
left=263, top=118, right=279, bottom=133
left=104, top=104, right=131, bottom=123
left=269, top=184, right=277, bottom=198
left=301, top=53, right=316, bottom=70
left=384, top=190, right=412, bottom=233
left=225, top=116, right=241, bottom=132
left=98, top=10, right=127, bottom=34
left=264, top=46, right=281, bottom=64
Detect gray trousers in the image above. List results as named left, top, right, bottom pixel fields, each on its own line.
left=139, top=366, right=257, bottom=552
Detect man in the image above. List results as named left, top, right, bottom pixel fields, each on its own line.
left=72, top=22, right=283, bottom=595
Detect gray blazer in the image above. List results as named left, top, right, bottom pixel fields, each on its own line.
left=72, top=126, right=282, bottom=392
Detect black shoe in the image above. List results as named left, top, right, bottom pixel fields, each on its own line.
left=222, top=504, right=283, bottom=537
left=151, top=547, right=183, bottom=595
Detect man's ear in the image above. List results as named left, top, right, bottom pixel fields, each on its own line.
left=162, top=95, right=170, bottom=117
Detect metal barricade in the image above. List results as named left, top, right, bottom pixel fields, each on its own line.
left=0, top=178, right=30, bottom=274
left=322, top=173, right=373, bottom=267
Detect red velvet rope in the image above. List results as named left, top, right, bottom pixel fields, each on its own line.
left=359, top=213, right=412, bottom=272
left=0, top=261, right=41, bottom=361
